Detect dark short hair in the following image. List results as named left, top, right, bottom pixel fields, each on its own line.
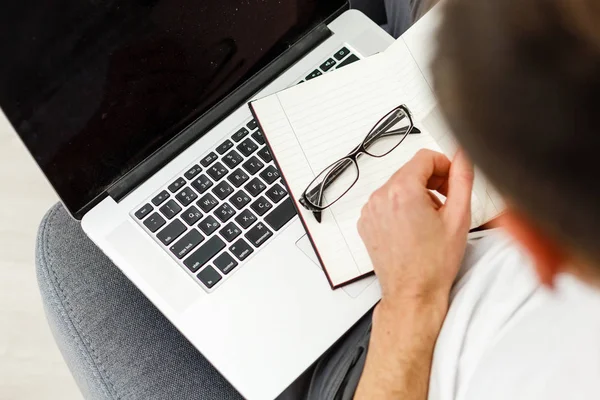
left=433, top=0, right=600, bottom=264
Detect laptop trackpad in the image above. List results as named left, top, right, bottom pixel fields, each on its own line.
left=107, top=221, right=201, bottom=317
left=295, top=235, right=378, bottom=299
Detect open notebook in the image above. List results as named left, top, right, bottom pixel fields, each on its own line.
left=250, top=30, right=504, bottom=288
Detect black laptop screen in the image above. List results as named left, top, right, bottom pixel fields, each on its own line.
left=0, top=0, right=345, bottom=215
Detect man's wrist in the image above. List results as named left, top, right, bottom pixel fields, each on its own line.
left=372, top=294, right=448, bottom=348
left=355, top=293, right=448, bottom=399
left=377, top=291, right=449, bottom=324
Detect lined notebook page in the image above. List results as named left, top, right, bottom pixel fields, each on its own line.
left=252, top=39, right=501, bottom=288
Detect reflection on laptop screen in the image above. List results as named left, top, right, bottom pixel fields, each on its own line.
left=0, top=0, right=345, bottom=214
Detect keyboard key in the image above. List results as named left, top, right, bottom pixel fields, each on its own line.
left=264, top=198, right=297, bottom=231
left=259, top=165, right=280, bottom=184
left=247, top=119, right=258, bottom=131
left=232, top=127, right=250, bottom=142
left=213, top=252, right=238, bottom=275
left=197, top=193, right=219, bottom=213
left=230, top=190, right=251, bottom=210
left=320, top=58, right=336, bottom=72
left=214, top=203, right=236, bottom=222
left=207, top=162, right=228, bottom=181
left=237, top=138, right=259, bottom=157
left=216, top=140, right=234, bottom=155
left=199, top=215, right=220, bottom=235
left=135, top=203, right=153, bottom=220
left=242, top=156, right=264, bottom=175
left=334, top=47, right=350, bottom=60
left=252, top=129, right=265, bottom=145
left=168, top=177, right=186, bottom=193
left=235, top=209, right=257, bottom=229
left=257, top=146, right=273, bottom=163
left=184, top=165, right=202, bottom=180
left=156, top=219, right=186, bottom=246
left=175, top=187, right=198, bottom=207
left=306, top=69, right=323, bottom=80
left=265, top=184, right=287, bottom=203
left=151, top=190, right=170, bottom=206
left=229, top=239, right=254, bottom=261
left=245, top=222, right=273, bottom=248
left=227, top=169, right=249, bottom=187
left=222, top=150, right=243, bottom=169
left=197, top=266, right=222, bottom=289
left=337, top=54, right=360, bottom=69
left=159, top=200, right=182, bottom=219
left=251, top=196, right=273, bottom=216
left=244, top=178, right=267, bottom=197
left=143, top=212, right=166, bottom=233
left=170, top=229, right=204, bottom=259
left=191, top=174, right=213, bottom=194
left=219, top=222, right=242, bottom=242
left=213, top=181, right=234, bottom=200
left=184, top=236, right=225, bottom=273
left=200, top=152, right=218, bottom=167
left=181, top=206, right=203, bottom=226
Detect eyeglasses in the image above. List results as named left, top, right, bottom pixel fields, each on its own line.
left=299, top=105, right=418, bottom=222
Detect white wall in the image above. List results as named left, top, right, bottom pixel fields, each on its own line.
left=0, top=110, right=81, bottom=400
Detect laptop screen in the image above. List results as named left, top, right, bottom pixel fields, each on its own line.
left=0, top=0, right=345, bottom=215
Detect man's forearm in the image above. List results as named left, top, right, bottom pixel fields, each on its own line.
left=354, top=298, right=447, bottom=400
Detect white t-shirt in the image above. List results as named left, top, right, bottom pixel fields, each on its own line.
left=429, top=231, right=600, bottom=400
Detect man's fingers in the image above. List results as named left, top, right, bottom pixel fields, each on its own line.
left=428, top=190, right=444, bottom=209
left=427, top=176, right=449, bottom=197
left=392, top=149, right=451, bottom=187
left=385, top=149, right=471, bottom=225
left=443, top=149, right=474, bottom=227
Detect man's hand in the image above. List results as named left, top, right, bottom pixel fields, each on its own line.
left=358, top=148, right=474, bottom=310
left=354, top=149, right=474, bottom=400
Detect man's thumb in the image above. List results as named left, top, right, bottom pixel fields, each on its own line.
left=443, top=149, right=474, bottom=228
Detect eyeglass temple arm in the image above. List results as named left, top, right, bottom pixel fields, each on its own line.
left=303, top=125, right=420, bottom=210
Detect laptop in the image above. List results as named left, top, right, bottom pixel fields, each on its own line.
left=0, top=1, right=392, bottom=398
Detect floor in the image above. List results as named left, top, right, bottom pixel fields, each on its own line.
left=0, top=110, right=82, bottom=399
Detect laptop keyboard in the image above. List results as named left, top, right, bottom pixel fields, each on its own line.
left=132, top=46, right=359, bottom=292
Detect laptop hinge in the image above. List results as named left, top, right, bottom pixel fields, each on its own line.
left=101, top=22, right=334, bottom=211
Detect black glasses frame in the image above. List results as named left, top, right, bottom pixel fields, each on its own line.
left=299, top=105, right=416, bottom=219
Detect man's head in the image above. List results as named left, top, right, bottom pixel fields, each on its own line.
left=433, top=0, right=600, bottom=285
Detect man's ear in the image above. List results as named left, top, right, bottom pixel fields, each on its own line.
left=499, top=208, right=567, bottom=288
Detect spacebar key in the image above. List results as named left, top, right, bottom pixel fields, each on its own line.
left=264, top=198, right=297, bottom=231
left=183, top=236, right=225, bottom=273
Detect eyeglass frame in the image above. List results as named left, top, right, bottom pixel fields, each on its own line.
left=299, top=104, right=416, bottom=217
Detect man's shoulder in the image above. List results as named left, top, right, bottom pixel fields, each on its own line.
left=431, top=230, right=600, bottom=400
left=453, top=229, right=527, bottom=290
left=454, top=273, right=600, bottom=400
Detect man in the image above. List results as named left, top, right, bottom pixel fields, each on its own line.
left=355, top=0, right=600, bottom=398
left=37, top=0, right=600, bottom=399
